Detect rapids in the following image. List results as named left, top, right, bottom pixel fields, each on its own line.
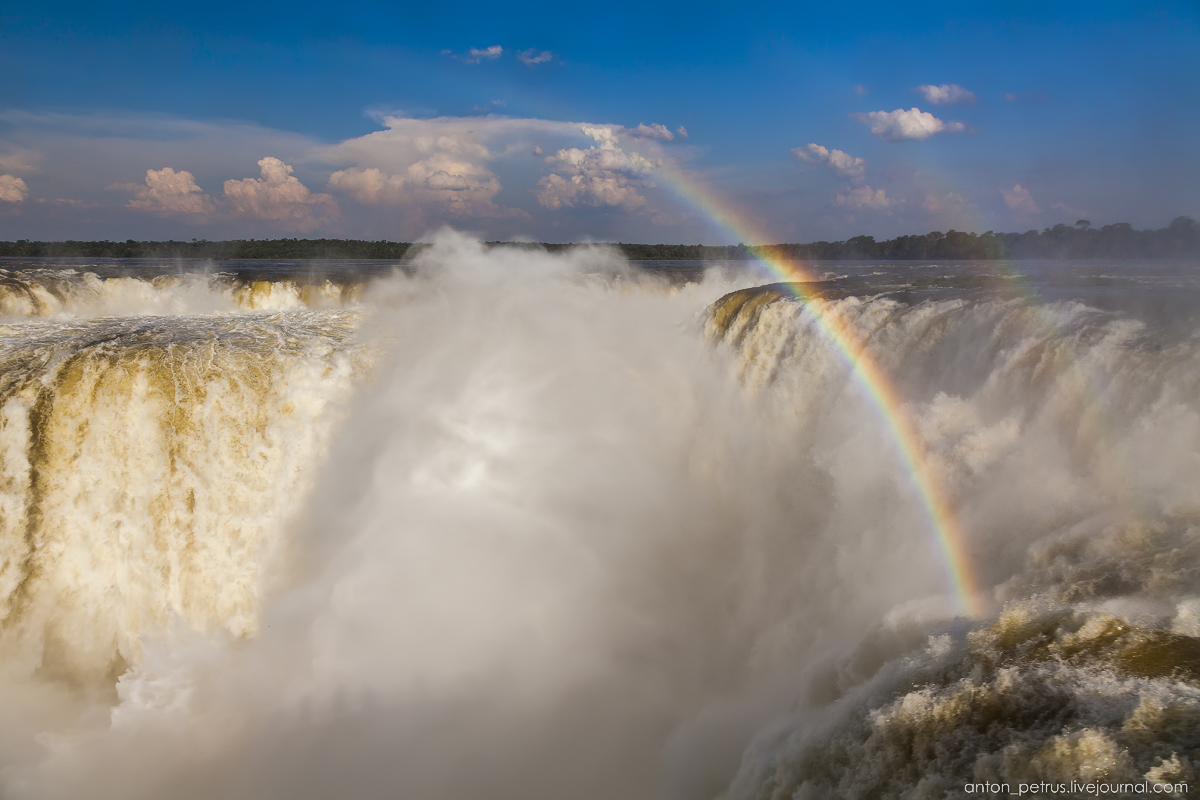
left=0, top=237, right=1196, bottom=798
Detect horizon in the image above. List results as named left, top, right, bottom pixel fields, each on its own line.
left=1, top=2, right=1198, bottom=244
left=2, top=215, right=1194, bottom=249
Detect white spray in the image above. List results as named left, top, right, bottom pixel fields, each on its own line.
left=0, top=234, right=1196, bottom=798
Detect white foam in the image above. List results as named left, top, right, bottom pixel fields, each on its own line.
left=1, top=235, right=1198, bottom=798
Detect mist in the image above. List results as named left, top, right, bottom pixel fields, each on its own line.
left=0, top=234, right=1197, bottom=797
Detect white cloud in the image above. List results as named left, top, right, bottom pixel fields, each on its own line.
left=537, top=125, right=660, bottom=211
left=854, top=83, right=868, bottom=96
left=853, top=107, right=966, bottom=141
left=676, top=126, right=688, bottom=139
left=914, top=84, right=976, bottom=105
left=110, top=167, right=215, bottom=219
left=0, top=110, right=684, bottom=239
left=0, top=174, right=29, bottom=203
left=463, top=45, right=503, bottom=64
left=517, top=49, right=553, bottom=66
left=0, top=111, right=321, bottom=227
left=224, top=157, right=337, bottom=232
left=323, top=117, right=522, bottom=221
left=0, top=146, right=41, bottom=174
left=424, top=171, right=470, bottom=191
left=792, top=143, right=866, bottom=182
left=1001, top=184, right=1040, bottom=213
left=835, top=185, right=890, bottom=211
left=327, top=167, right=405, bottom=203
left=626, top=123, right=675, bottom=141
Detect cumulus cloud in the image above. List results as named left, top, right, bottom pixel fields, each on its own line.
left=223, top=157, right=337, bottom=232
left=0, top=110, right=683, bottom=239
left=109, top=167, right=215, bottom=219
left=835, top=185, right=890, bottom=211
left=424, top=171, right=470, bottom=191
left=537, top=124, right=659, bottom=211
left=463, top=45, right=503, bottom=64
left=324, top=119, right=518, bottom=221
left=517, top=49, right=553, bottom=65
left=320, top=114, right=673, bottom=228
left=792, top=143, right=866, bottom=182
left=676, top=126, right=688, bottom=139
left=0, top=174, right=29, bottom=203
left=327, top=167, right=406, bottom=203
left=0, top=146, right=41, bottom=174
left=626, top=123, right=675, bottom=141
left=1001, top=184, right=1040, bottom=213
left=914, top=84, right=976, bottom=105
left=853, top=107, right=967, bottom=141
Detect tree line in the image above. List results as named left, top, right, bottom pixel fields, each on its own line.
left=1, top=217, right=1196, bottom=261
left=0, top=238, right=413, bottom=260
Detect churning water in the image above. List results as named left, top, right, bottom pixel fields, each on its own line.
left=0, top=233, right=1197, bottom=798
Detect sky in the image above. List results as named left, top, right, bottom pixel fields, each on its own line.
left=0, top=0, right=1197, bottom=244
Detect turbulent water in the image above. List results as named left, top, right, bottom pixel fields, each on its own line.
left=0, top=236, right=1197, bottom=799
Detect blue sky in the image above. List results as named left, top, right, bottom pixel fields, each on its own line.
left=0, top=0, right=1197, bottom=243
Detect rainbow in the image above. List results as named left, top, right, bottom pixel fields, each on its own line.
left=655, top=166, right=986, bottom=618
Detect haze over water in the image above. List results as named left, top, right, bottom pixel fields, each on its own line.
left=0, top=239, right=1197, bottom=797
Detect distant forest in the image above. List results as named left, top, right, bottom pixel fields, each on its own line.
left=1, top=217, right=1196, bottom=261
